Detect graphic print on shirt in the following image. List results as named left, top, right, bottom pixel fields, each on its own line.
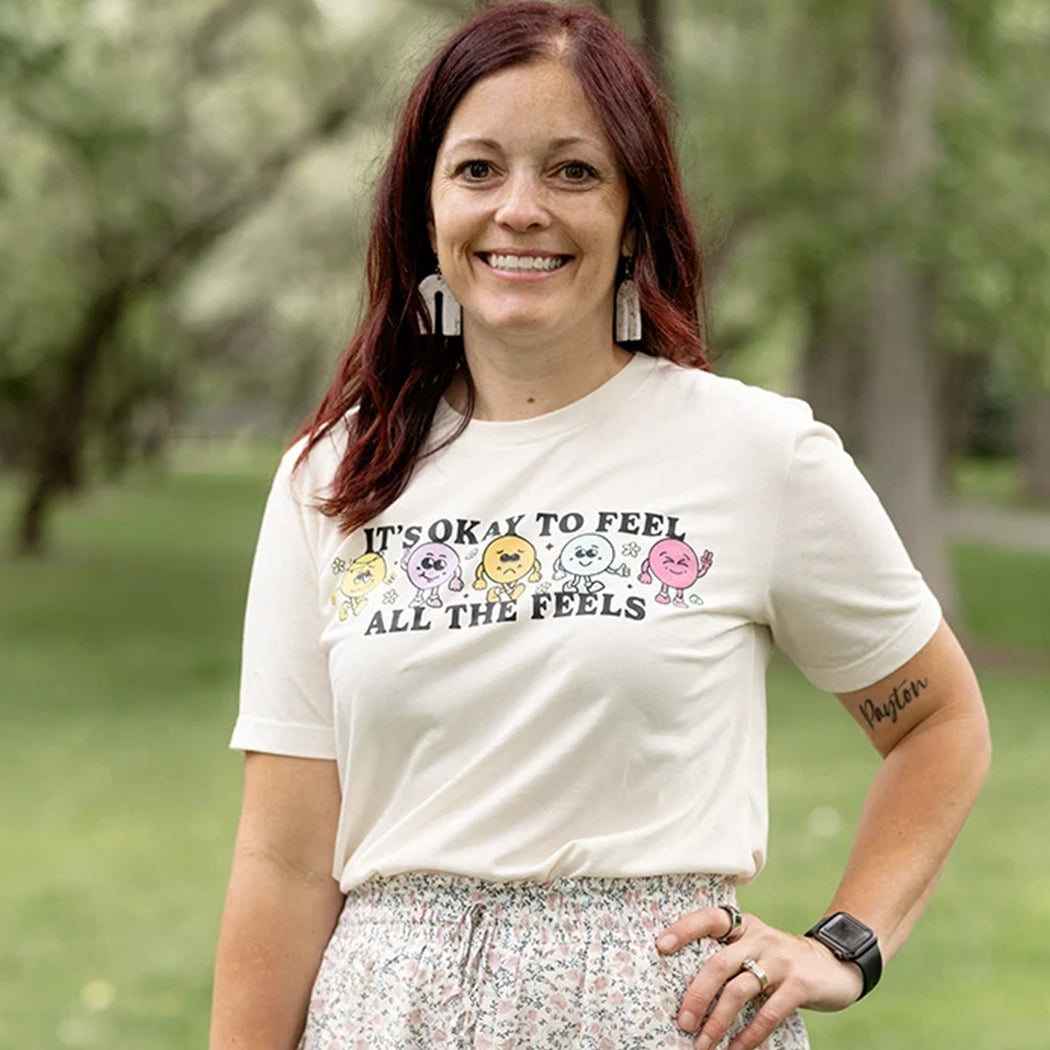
left=552, top=533, right=630, bottom=593
left=401, top=541, right=464, bottom=608
left=474, top=533, right=542, bottom=603
left=327, top=509, right=715, bottom=636
left=638, top=538, right=714, bottom=609
left=331, top=551, right=390, bottom=619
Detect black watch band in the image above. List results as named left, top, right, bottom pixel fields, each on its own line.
left=805, top=912, right=883, bottom=1000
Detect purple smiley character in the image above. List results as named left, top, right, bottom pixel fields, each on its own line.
left=638, top=538, right=713, bottom=608
left=401, top=541, right=464, bottom=608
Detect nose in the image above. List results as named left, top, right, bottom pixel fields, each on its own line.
left=494, top=171, right=549, bottom=232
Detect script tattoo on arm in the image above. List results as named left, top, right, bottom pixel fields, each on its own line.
left=858, top=676, right=930, bottom=731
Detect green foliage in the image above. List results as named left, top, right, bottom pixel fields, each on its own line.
left=672, top=0, right=1050, bottom=407
left=0, top=0, right=459, bottom=548
left=674, top=0, right=878, bottom=352
left=935, top=1, right=1050, bottom=385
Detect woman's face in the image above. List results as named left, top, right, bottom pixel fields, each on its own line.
left=429, top=60, right=631, bottom=353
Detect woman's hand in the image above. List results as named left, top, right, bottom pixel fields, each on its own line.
left=656, top=906, right=863, bottom=1050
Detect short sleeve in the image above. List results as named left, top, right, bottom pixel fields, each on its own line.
left=764, top=416, right=942, bottom=694
left=230, top=444, right=337, bottom=759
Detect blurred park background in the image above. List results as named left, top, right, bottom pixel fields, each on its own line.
left=1, top=0, right=1048, bottom=1046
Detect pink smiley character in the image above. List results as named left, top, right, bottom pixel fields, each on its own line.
left=638, top=539, right=713, bottom=608
left=401, top=541, right=464, bottom=608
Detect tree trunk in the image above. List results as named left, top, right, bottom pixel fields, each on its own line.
left=863, top=0, right=957, bottom=618
left=14, top=285, right=127, bottom=557
left=1021, top=390, right=1050, bottom=504
left=638, top=0, right=669, bottom=92
left=939, top=349, right=979, bottom=476
left=799, top=277, right=865, bottom=453
left=16, top=473, right=55, bottom=556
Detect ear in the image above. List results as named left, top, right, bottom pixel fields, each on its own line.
left=621, top=224, right=637, bottom=257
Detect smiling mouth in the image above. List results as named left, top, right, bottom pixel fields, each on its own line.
left=479, top=253, right=570, bottom=274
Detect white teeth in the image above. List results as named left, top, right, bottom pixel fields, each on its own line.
left=486, top=254, right=565, bottom=272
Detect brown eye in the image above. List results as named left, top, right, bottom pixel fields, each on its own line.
left=561, top=162, right=596, bottom=182
left=459, top=160, right=492, bottom=180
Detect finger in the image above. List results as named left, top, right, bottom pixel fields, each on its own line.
left=690, top=972, right=765, bottom=1050
left=676, top=948, right=742, bottom=1033
left=657, top=905, right=740, bottom=953
left=725, top=987, right=800, bottom=1050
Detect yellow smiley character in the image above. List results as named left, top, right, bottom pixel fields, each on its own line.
left=473, top=534, right=542, bottom=604
left=332, top=551, right=388, bottom=619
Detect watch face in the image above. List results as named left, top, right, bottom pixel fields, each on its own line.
left=821, top=913, right=875, bottom=954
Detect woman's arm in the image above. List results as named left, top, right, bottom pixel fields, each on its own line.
left=656, top=618, right=991, bottom=1050
left=209, top=753, right=346, bottom=1050
left=813, top=616, right=990, bottom=959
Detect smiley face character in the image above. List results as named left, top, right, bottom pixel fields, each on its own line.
left=638, top=539, right=713, bottom=608
left=401, top=541, right=464, bottom=608
left=331, top=551, right=387, bottom=619
left=473, top=534, right=542, bottom=603
left=552, top=533, right=629, bottom=593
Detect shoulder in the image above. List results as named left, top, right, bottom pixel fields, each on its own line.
left=640, top=357, right=825, bottom=459
left=275, top=419, right=351, bottom=506
left=255, top=421, right=353, bottom=566
left=645, top=357, right=815, bottom=424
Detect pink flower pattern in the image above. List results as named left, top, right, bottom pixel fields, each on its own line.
left=299, top=873, right=809, bottom=1049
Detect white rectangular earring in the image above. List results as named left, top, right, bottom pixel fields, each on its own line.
left=418, top=272, right=462, bottom=336
left=615, top=258, right=642, bottom=343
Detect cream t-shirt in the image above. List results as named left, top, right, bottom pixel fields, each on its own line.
left=231, top=354, right=941, bottom=891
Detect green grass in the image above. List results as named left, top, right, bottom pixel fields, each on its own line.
left=953, top=542, right=1050, bottom=652
left=0, top=459, right=275, bottom=1050
left=951, top=456, right=1020, bottom=506
left=0, top=458, right=1048, bottom=1049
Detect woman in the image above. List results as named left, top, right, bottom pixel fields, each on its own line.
left=210, top=4, right=990, bottom=1049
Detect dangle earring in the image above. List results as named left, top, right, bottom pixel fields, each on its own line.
left=418, top=268, right=462, bottom=337
left=615, top=256, right=642, bottom=343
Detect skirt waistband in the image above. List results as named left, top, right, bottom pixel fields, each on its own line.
left=343, top=871, right=737, bottom=933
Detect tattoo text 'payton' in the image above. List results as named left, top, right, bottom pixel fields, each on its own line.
left=859, top=677, right=929, bottom=730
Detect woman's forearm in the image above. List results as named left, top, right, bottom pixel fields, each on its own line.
left=209, top=851, right=345, bottom=1050
left=824, top=698, right=991, bottom=962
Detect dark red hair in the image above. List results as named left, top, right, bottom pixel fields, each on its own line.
left=298, top=1, right=708, bottom=532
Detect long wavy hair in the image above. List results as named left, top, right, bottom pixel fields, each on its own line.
left=297, top=1, right=708, bottom=533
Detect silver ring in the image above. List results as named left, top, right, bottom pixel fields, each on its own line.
left=717, top=904, right=742, bottom=944
left=740, top=957, right=769, bottom=994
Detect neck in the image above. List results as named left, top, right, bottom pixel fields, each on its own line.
left=449, top=330, right=632, bottom=422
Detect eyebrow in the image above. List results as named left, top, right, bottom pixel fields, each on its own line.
left=442, top=135, right=602, bottom=152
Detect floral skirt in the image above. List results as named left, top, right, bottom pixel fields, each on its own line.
left=298, top=872, right=809, bottom=1050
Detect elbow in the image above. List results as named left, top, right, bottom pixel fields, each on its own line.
left=972, top=710, right=993, bottom=793
left=949, top=691, right=992, bottom=802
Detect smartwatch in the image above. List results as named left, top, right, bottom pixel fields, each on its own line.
left=805, top=912, right=882, bottom=1000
